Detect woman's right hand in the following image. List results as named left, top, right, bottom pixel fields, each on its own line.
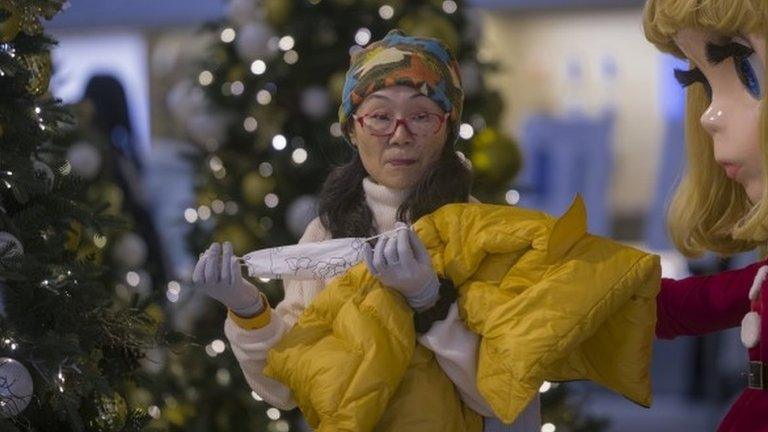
left=192, top=241, right=264, bottom=317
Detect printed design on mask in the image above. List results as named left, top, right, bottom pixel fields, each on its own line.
left=241, top=237, right=371, bottom=281
left=279, top=239, right=368, bottom=280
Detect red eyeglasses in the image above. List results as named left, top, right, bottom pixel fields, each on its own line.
left=353, top=112, right=449, bottom=137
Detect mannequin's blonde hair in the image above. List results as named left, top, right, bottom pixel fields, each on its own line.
left=643, top=0, right=768, bottom=256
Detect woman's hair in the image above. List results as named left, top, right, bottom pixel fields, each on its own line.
left=318, top=142, right=472, bottom=239
left=643, top=0, right=768, bottom=256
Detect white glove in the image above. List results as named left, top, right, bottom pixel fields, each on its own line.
left=363, top=222, right=440, bottom=311
left=192, top=241, right=264, bottom=317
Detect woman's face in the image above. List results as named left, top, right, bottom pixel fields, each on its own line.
left=673, top=28, right=766, bottom=202
left=349, top=85, right=449, bottom=189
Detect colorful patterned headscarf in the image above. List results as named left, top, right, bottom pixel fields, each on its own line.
left=339, top=29, right=464, bottom=146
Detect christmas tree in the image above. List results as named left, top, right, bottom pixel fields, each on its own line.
left=172, top=0, right=605, bottom=430
left=0, top=1, right=160, bottom=430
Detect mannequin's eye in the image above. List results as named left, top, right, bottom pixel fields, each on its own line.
left=705, top=39, right=764, bottom=99
left=674, top=68, right=712, bottom=100
left=732, top=43, right=764, bottom=99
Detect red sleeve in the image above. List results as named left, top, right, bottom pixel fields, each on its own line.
left=656, top=259, right=764, bottom=339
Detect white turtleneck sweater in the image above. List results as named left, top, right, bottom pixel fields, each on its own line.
left=224, top=177, right=540, bottom=429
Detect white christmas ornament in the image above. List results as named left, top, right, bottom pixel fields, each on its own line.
left=33, top=160, right=55, bottom=192
left=66, top=142, right=102, bottom=180
left=235, top=23, right=274, bottom=63
left=300, top=86, right=331, bottom=120
left=112, top=232, right=148, bottom=269
left=0, top=232, right=23, bottom=260
left=286, top=195, right=318, bottom=238
left=0, top=357, right=33, bottom=418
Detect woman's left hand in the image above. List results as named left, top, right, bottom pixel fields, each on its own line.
left=362, top=222, right=440, bottom=311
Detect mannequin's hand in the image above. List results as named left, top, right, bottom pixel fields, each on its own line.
left=363, top=222, right=440, bottom=311
left=192, top=242, right=264, bottom=317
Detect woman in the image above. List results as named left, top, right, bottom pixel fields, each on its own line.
left=643, top=0, right=768, bottom=430
left=193, top=30, right=540, bottom=431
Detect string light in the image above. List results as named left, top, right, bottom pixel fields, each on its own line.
left=166, top=281, right=181, bottom=303
left=257, top=90, right=272, bottom=105
left=264, top=193, right=279, bottom=208
left=213, top=167, right=227, bottom=179
left=251, top=391, right=263, bottom=401
left=211, top=200, right=225, bottom=214
left=216, top=368, right=231, bottom=385
left=274, top=420, right=290, bottom=432
left=505, top=189, right=520, bottom=205
left=243, top=116, right=258, bottom=132
left=198, top=70, right=213, bottom=86
left=258, top=162, right=274, bottom=177
left=355, top=28, right=372, bottom=46
left=198, top=205, right=212, bottom=221
left=250, top=59, right=267, bottom=75
left=209, top=156, right=224, bottom=172
left=184, top=208, right=198, bottom=223
left=291, top=148, right=308, bottom=164
left=93, top=234, right=107, bottom=248
left=278, top=36, right=295, bottom=51
left=266, top=408, right=281, bottom=420
left=225, top=201, right=239, bottom=215
left=329, top=122, right=342, bottom=138
left=539, top=381, right=552, bottom=393
left=126, top=271, right=141, bottom=287
left=541, top=423, right=556, bottom=432
left=205, top=344, right=217, bottom=357
left=442, top=0, right=458, bottom=14
left=211, top=339, right=226, bottom=354
left=283, top=50, right=299, bottom=64
left=148, top=406, right=161, bottom=419
left=459, top=123, right=475, bottom=140
left=220, top=28, right=236, bottom=43
left=260, top=216, right=273, bottom=230
left=378, top=5, right=394, bottom=20
left=221, top=82, right=232, bottom=97
left=231, top=81, right=245, bottom=96
left=272, top=135, right=287, bottom=150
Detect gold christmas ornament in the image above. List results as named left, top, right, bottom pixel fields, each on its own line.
left=18, top=51, right=52, bottom=96
left=263, top=0, right=293, bottom=27
left=470, top=128, right=521, bottom=186
left=214, top=223, right=256, bottom=257
left=65, top=220, right=83, bottom=252
left=0, top=3, right=22, bottom=42
left=241, top=171, right=275, bottom=206
left=328, top=71, right=347, bottom=103
left=397, top=8, right=460, bottom=54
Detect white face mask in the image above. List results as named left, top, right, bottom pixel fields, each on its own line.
left=239, top=225, right=409, bottom=281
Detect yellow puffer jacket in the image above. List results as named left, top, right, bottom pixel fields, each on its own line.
left=264, top=198, right=660, bottom=431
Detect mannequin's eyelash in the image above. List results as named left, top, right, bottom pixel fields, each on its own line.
left=674, top=68, right=707, bottom=88
left=706, top=41, right=754, bottom=64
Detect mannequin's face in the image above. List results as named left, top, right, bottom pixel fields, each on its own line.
left=348, top=86, right=449, bottom=190
left=673, top=28, right=766, bottom=202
